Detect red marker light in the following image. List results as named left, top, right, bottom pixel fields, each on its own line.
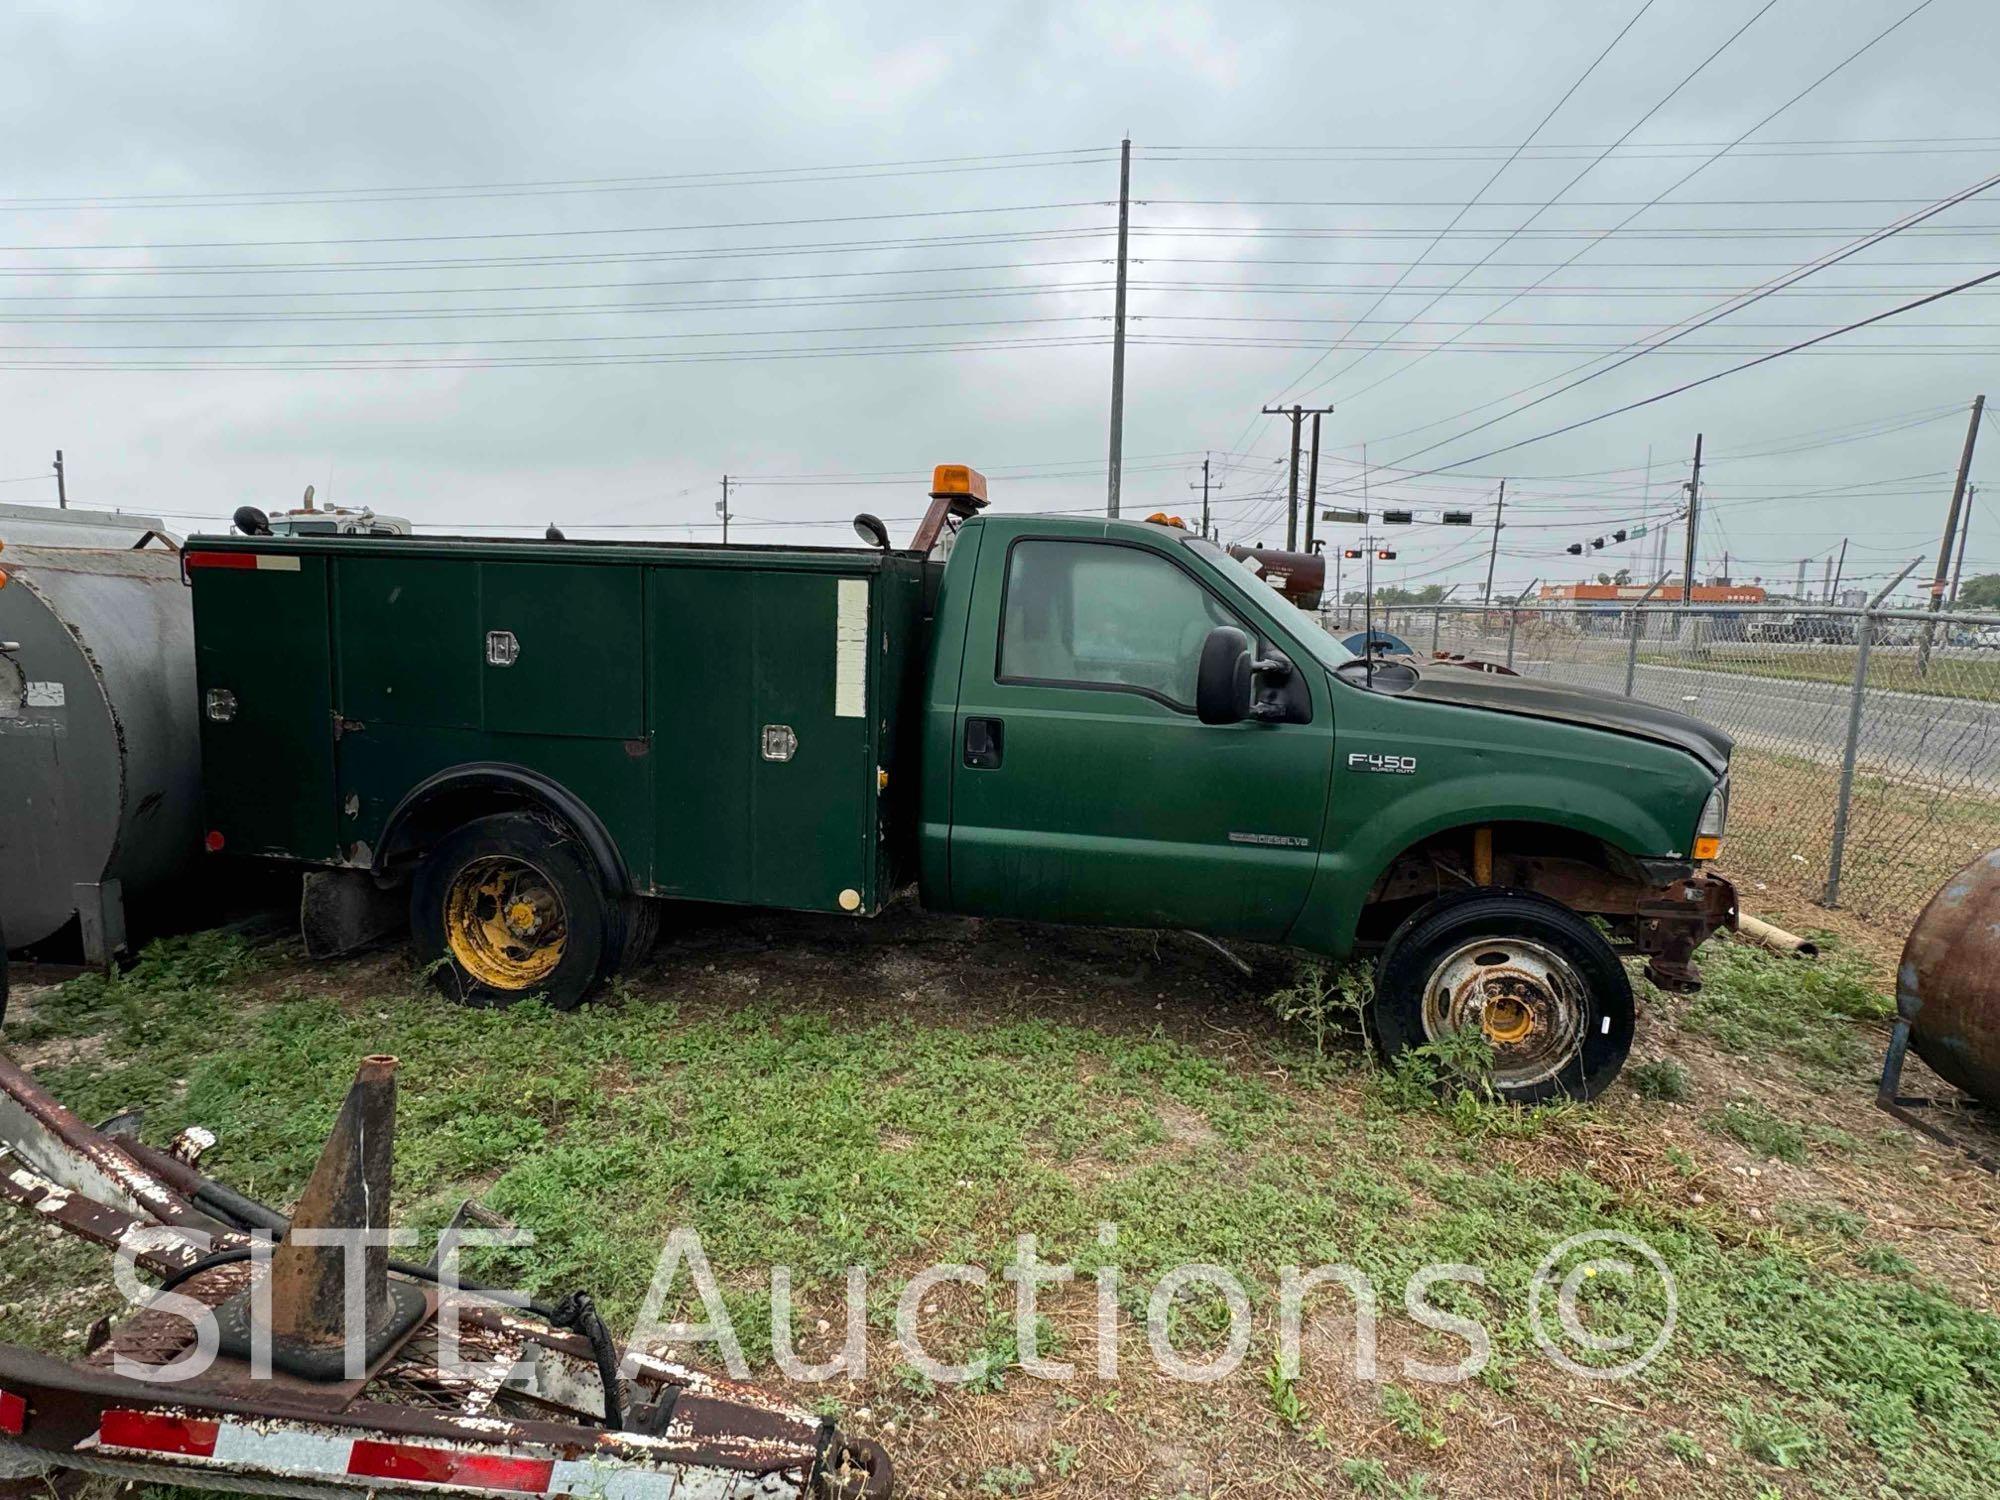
left=204, top=830, right=226, bottom=852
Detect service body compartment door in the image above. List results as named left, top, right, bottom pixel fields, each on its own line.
left=648, top=565, right=875, bottom=912
left=192, top=554, right=340, bottom=860
left=479, top=562, right=643, bottom=739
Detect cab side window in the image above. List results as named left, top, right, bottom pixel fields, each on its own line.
left=999, top=539, right=1238, bottom=708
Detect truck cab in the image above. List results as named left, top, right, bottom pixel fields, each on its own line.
left=189, top=466, right=1735, bottom=1102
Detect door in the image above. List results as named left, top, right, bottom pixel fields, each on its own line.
left=192, top=554, right=339, bottom=859
left=947, top=532, right=1333, bottom=940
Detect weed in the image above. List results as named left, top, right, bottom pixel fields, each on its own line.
left=1264, top=1350, right=1307, bottom=1431
left=1266, top=959, right=1369, bottom=1062
left=1568, top=1423, right=1630, bottom=1489
left=1379, top=1384, right=1445, bottom=1450
left=1660, top=1430, right=1705, bottom=1466
left=1048, top=1440, right=1080, bottom=1479
left=1708, top=1100, right=1808, bottom=1164
left=1726, top=1401, right=1819, bottom=1469
left=977, top=1461, right=1034, bottom=1495
left=1340, top=1458, right=1434, bottom=1500
left=1775, top=1200, right=1866, bottom=1241
left=1855, top=1244, right=1914, bottom=1276
left=1339, top=1458, right=1390, bottom=1495
left=1676, top=935, right=1890, bottom=1075
left=1626, top=1058, right=1691, bottom=1102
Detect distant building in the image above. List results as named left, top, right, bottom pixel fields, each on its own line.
left=1540, top=581, right=1766, bottom=605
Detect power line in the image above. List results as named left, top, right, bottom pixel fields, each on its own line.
left=0, top=200, right=1110, bottom=254
left=1359, top=162, right=2000, bottom=465
left=1369, top=269, right=2000, bottom=480
left=1288, top=0, right=1779, bottom=404
left=1325, top=0, right=1949, bottom=421
left=1265, top=0, right=1659, bottom=404
left=0, top=226, right=1117, bottom=277
left=0, top=148, right=1120, bottom=211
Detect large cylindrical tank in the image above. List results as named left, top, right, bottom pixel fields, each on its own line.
left=1226, top=545, right=1326, bottom=610
left=0, top=508, right=199, bottom=957
left=1898, top=848, right=2000, bottom=1106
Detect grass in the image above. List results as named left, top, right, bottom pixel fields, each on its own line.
left=1671, top=928, right=1892, bottom=1081
left=1626, top=1058, right=1692, bottom=1102
left=5, top=915, right=2000, bottom=1499
left=1720, top=744, right=2000, bottom=930
left=1707, top=1101, right=1809, bottom=1165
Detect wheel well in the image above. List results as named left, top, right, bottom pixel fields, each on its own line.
left=377, top=765, right=630, bottom=897
left=1357, top=821, right=1653, bottom=945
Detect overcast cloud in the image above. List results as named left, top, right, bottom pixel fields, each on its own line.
left=1, top=0, right=1995, bottom=599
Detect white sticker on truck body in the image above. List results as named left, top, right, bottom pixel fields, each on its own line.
left=834, top=577, right=868, bottom=719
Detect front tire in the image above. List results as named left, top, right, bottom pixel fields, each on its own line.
left=411, top=812, right=611, bottom=1010
left=1371, top=890, right=1634, bottom=1103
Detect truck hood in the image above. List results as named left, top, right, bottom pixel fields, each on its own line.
left=1398, top=666, right=1733, bottom=775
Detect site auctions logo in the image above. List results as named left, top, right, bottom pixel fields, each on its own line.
left=113, top=1223, right=1679, bottom=1387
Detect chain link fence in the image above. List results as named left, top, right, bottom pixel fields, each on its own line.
left=1320, top=600, right=2000, bottom=928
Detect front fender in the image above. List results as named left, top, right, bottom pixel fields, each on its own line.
left=1288, top=685, right=1713, bottom=955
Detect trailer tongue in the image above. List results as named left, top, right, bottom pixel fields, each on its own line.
left=0, top=1050, right=891, bottom=1498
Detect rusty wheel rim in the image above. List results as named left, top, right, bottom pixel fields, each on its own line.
left=1420, top=936, right=1589, bottom=1090
left=444, top=855, right=567, bottom=990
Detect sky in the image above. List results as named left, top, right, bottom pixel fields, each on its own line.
left=0, top=0, right=1995, bottom=603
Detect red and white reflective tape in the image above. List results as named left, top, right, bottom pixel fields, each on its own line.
left=88, top=1407, right=754, bottom=1498
left=184, top=550, right=301, bottom=572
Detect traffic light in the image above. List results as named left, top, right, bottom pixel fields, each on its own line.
left=1342, top=548, right=1364, bottom=560
left=1566, top=543, right=1584, bottom=555
left=1381, top=509, right=1413, bottom=525
left=1590, top=536, right=1606, bottom=549
left=1441, top=510, right=1473, bottom=526
left=1376, top=549, right=1397, bottom=561
left=1612, top=529, right=1628, bottom=543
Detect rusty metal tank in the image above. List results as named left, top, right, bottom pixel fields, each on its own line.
left=1898, top=848, right=2000, bottom=1105
left=1226, top=544, right=1326, bottom=610
left=0, top=504, right=198, bottom=962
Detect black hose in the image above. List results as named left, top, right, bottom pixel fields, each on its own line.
left=153, top=1246, right=625, bottom=1430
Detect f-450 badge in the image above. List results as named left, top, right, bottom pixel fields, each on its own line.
left=1348, top=751, right=1418, bottom=775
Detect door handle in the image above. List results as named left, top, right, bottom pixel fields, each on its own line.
left=963, top=716, right=1004, bottom=769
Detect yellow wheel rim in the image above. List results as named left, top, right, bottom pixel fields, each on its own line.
left=444, top=855, right=567, bottom=990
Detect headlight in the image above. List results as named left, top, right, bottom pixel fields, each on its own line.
left=1694, top=774, right=1728, bottom=861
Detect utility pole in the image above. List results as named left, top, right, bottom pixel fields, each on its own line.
left=1260, top=402, right=1334, bottom=551
left=1680, top=433, right=1703, bottom=602
left=1822, top=554, right=1835, bottom=603
left=716, top=475, right=731, bottom=545
left=53, top=449, right=66, bottom=509
left=1920, top=394, right=1985, bottom=672
left=1830, top=538, right=1848, bottom=601
left=1303, top=412, right=1322, bottom=553
left=1188, top=454, right=1219, bottom=540
left=1949, top=484, right=1975, bottom=608
left=1482, top=479, right=1505, bottom=609
left=1106, top=137, right=1131, bottom=518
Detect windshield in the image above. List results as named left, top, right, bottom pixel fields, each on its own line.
left=1179, top=535, right=1356, bottom=667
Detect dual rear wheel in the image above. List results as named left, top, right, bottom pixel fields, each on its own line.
left=410, top=812, right=636, bottom=1010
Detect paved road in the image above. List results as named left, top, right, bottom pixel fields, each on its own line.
left=1512, top=657, right=2000, bottom=792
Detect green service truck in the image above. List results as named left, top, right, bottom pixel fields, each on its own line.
left=188, top=466, right=1736, bottom=1101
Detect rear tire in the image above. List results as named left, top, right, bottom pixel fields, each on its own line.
left=1371, top=889, right=1634, bottom=1104
left=411, top=812, right=611, bottom=1010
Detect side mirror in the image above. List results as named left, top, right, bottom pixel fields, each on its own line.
left=232, top=505, right=272, bottom=537
left=852, top=513, right=891, bottom=550
left=1197, top=625, right=1254, bottom=724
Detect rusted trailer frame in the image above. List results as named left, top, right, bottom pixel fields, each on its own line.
left=0, top=1049, right=891, bottom=1498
